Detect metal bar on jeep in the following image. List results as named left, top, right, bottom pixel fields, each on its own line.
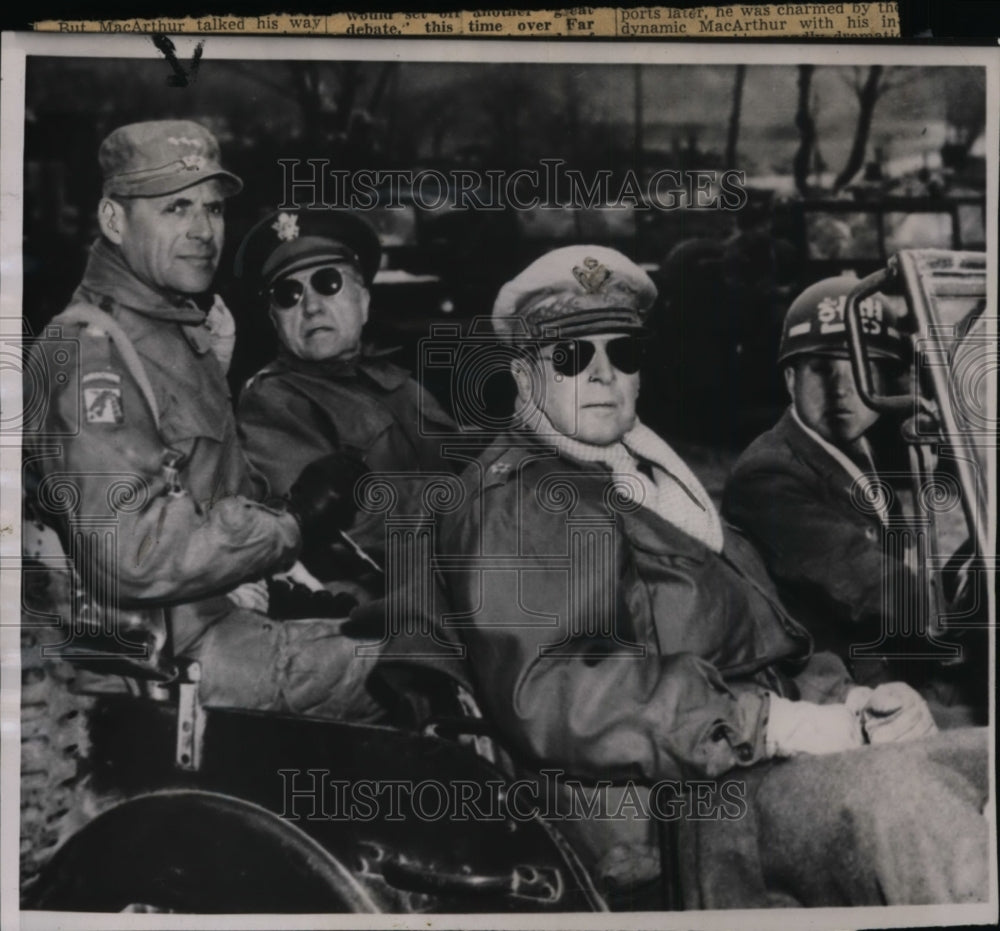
left=845, top=266, right=912, bottom=414
left=895, top=250, right=989, bottom=562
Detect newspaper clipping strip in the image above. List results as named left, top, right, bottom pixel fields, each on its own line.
left=35, top=3, right=901, bottom=38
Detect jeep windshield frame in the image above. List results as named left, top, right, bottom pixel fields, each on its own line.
left=845, top=248, right=990, bottom=562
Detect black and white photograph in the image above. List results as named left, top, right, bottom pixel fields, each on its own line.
left=1, top=33, right=996, bottom=930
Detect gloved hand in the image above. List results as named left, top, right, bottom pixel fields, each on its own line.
left=765, top=694, right=865, bottom=758
left=858, top=681, right=938, bottom=744
left=287, top=452, right=370, bottom=551
left=266, top=577, right=359, bottom=620
left=205, top=294, right=236, bottom=373
left=226, top=578, right=269, bottom=614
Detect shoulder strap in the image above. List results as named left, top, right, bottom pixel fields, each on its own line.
left=59, top=303, right=160, bottom=429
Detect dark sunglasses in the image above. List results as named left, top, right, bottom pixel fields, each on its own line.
left=542, top=336, right=645, bottom=377
left=268, top=266, right=346, bottom=310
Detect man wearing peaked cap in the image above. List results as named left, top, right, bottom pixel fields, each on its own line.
left=234, top=207, right=382, bottom=291
left=494, top=245, right=662, bottom=448
left=25, top=121, right=378, bottom=722
left=724, top=276, right=959, bottom=695
left=236, top=207, right=458, bottom=585
left=375, top=248, right=987, bottom=908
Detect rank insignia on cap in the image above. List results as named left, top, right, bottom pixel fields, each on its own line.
left=180, top=154, right=206, bottom=170
left=573, top=256, right=611, bottom=294
left=272, top=212, right=300, bottom=243
left=84, top=384, right=124, bottom=424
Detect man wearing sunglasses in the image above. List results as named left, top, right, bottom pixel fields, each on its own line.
left=386, top=245, right=987, bottom=908
left=26, top=121, right=378, bottom=719
left=235, top=208, right=457, bottom=585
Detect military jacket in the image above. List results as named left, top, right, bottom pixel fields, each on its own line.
left=430, top=432, right=853, bottom=783
left=723, top=409, right=907, bottom=684
left=238, top=349, right=458, bottom=558
left=26, top=240, right=299, bottom=653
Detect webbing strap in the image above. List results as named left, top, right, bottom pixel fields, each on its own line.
left=60, top=303, right=161, bottom=429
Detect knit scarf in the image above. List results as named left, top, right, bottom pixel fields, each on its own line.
left=518, top=398, right=724, bottom=552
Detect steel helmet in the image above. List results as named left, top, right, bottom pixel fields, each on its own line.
left=778, top=275, right=906, bottom=365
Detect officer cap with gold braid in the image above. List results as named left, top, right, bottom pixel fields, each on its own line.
left=492, top=245, right=657, bottom=343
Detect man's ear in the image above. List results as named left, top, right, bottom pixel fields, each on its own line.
left=783, top=364, right=796, bottom=401
left=98, top=198, right=126, bottom=245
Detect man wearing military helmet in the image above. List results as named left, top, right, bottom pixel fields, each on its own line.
left=26, top=121, right=381, bottom=719
left=774, top=275, right=906, bottom=448
left=234, top=207, right=457, bottom=585
left=385, top=248, right=987, bottom=907
left=723, top=276, right=978, bottom=715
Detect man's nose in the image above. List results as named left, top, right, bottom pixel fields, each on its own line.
left=587, top=347, right=615, bottom=383
left=301, top=284, right=324, bottom=315
left=186, top=208, right=215, bottom=241
left=830, top=363, right=854, bottom=396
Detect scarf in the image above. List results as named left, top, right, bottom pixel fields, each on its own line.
left=75, top=238, right=207, bottom=325
left=518, top=398, right=724, bottom=552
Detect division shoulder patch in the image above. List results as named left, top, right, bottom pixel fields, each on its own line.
left=82, top=371, right=124, bottom=425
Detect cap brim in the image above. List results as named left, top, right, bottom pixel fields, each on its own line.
left=261, top=237, right=366, bottom=287
left=271, top=250, right=362, bottom=284
left=535, top=309, right=647, bottom=341
left=105, top=169, right=243, bottom=199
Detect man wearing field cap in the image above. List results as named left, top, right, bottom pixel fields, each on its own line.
left=235, top=207, right=456, bottom=585
left=26, top=121, right=380, bottom=719
left=723, top=277, right=983, bottom=719
left=381, top=246, right=987, bottom=908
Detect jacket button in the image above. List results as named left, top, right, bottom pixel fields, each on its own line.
left=737, top=744, right=753, bottom=762
left=865, top=526, right=878, bottom=541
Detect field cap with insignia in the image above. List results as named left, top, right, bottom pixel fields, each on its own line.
left=778, top=275, right=907, bottom=365
left=492, top=245, right=657, bottom=342
left=99, top=120, right=243, bottom=199
left=234, top=208, right=382, bottom=289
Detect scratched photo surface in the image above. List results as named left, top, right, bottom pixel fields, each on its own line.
left=2, top=36, right=996, bottom=931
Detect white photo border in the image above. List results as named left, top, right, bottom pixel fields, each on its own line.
left=1, top=31, right=997, bottom=931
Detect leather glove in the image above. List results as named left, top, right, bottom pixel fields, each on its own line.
left=287, top=452, right=370, bottom=551
left=859, top=681, right=938, bottom=744
left=765, top=695, right=865, bottom=758
left=266, top=577, right=359, bottom=620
